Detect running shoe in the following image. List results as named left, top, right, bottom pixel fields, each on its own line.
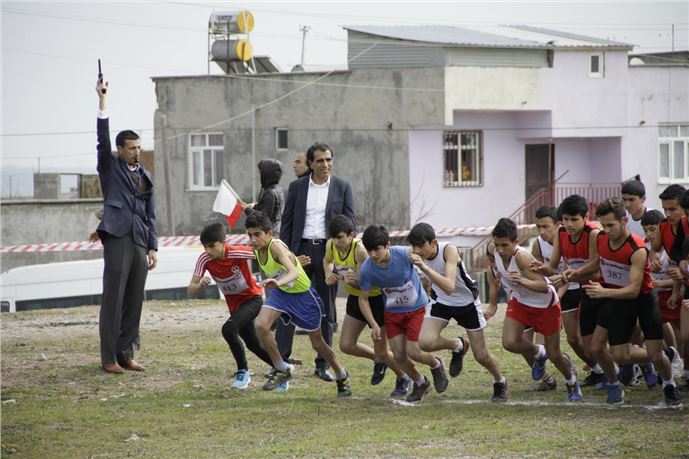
left=430, top=359, right=449, bottom=393
left=566, top=381, right=583, bottom=402
left=531, top=352, right=548, bottom=381
left=618, top=364, right=635, bottom=386
left=262, top=364, right=293, bottom=391
left=231, top=369, right=251, bottom=390
left=336, top=371, right=353, bottom=398
left=390, top=376, right=412, bottom=397
left=370, top=361, right=387, bottom=386
left=533, top=375, right=557, bottom=392
left=606, top=383, right=625, bottom=405
left=264, top=368, right=276, bottom=379
left=664, top=346, right=679, bottom=364
left=406, top=376, right=431, bottom=403
left=449, top=336, right=470, bottom=377
left=580, top=371, right=605, bottom=387
left=492, top=380, right=509, bottom=403
left=663, top=384, right=682, bottom=406
left=640, top=363, right=658, bottom=389
left=630, top=365, right=644, bottom=387
left=275, top=381, right=289, bottom=392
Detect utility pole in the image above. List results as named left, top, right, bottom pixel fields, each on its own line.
left=299, top=25, right=310, bottom=68
left=251, top=106, right=256, bottom=202
left=671, top=24, right=675, bottom=52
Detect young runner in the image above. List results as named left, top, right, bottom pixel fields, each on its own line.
left=247, top=211, right=352, bottom=397
left=323, top=215, right=411, bottom=396
left=532, top=195, right=611, bottom=388
left=491, top=218, right=582, bottom=402
left=188, top=223, right=274, bottom=389
left=571, top=198, right=681, bottom=405
left=641, top=210, right=681, bottom=352
left=621, top=178, right=650, bottom=238
left=407, top=223, right=508, bottom=402
left=358, top=225, right=449, bottom=404
left=651, top=185, right=689, bottom=389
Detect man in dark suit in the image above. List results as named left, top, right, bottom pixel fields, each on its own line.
left=280, top=142, right=355, bottom=381
left=96, top=79, right=158, bottom=374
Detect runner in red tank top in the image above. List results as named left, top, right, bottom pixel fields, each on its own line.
left=575, top=198, right=681, bottom=406
left=187, top=223, right=273, bottom=390
left=532, top=195, right=607, bottom=388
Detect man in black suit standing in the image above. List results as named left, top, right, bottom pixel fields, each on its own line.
left=280, top=142, right=355, bottom=381
left=96, top=79, right=158, bottom=374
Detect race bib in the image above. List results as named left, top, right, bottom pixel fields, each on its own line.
left=216, top=266, right=249, bottom=295
left=333, top=264, right=355, bottom=278
left=566, top=258, right=587, bottom=270
left=383, top=280, right=419, bottom=309
left=600, top=258, right=630, bottom=287
left=266, top=268, right=295, bottom=289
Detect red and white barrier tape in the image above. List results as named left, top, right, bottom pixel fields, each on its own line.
left=0, top=224, right=536, bottom=253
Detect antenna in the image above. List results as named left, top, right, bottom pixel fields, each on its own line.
left=299, top=25, right=311, bottom=68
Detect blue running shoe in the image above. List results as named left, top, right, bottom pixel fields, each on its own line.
left=606, top=383, right=624, bottom=405
left=566, top=381, right=583, bottom=402
left=275, top=381, right=289, bottom=392
left=231, top=369, right=251, bottom=389
left=641, top=363, right=658, bottom=388
left=618, top=364, right=634, bottom=386
left=531, top=352, right=548, bottom=381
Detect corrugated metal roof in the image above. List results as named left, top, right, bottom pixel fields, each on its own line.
left=343, top=24, right=634, bottom=49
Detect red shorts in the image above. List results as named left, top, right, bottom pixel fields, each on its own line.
left=384, top=307, right=426, bottom=341
left=506, top=298, right=562, bottom=337
left=657, top=290, right=680, bottom=322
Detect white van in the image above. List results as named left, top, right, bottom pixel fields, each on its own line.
left=1, top=246, right=223, bottom=313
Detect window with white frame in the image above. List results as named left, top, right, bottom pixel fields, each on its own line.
left=589, top=52, right=604, bottom=78
left=658, top=124, right=689, bottom=183
left=275, top=128, right=288, bottom=150
left=443, top=130, right=482, bottom=187
left=188, top=133, right=224, bottom=190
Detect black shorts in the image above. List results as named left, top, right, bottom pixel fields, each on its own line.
left=560, top=288, right=582, bottom=313
left=428, top=301, right=486, bottom=331
left=598, top=291, right=664, bottom=346
left=579, top=288, right=602, bottom=337
left=346, top=294, right=385, bottom=327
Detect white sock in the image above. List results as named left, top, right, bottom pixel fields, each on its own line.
left=566, top=374, right=577, bottom=385
left=416, top=376, right=426, bottom=386
left=662, top=378, right=676, bottom=388
left=431, top=357, right=442, bottom=370
left=534, top=345, right=546, bottom=359
left=495, top=377, right=506, bottom=384
left=336, top=369, right=347, bottom=380
left=453, top=338, right=464, bottom=353
left=274, top=360, right=290, bottom=373
left=592, top=364, right=604, bottom=374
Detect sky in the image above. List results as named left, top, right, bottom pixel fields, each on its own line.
left=2, top=0, right=688, bottom=197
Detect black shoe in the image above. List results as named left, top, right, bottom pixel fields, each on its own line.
left=532, top=375, right=557, bottom=392
left=336, top=371, right=352, bottom=398
left=406, top=376, right=431, bottom=403
left=430, top=359, right=449, bottom=393
left=370, top=361, right=387, bottom=386
left=663, top=384, right=682, bottom=406
left=314, top=367, right=334, bottom=382
left=581, top=371, right=604, bottom=387
left=618, top=364, right=634, bottom=386
left=492, top=380, right=509, bottom=403
left=449, top=336, right=469, bottom=378
left=390, top=376, right=412, bottom=397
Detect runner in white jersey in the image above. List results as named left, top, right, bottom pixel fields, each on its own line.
left=407, top=223, right=508, bottom=402
left=491, top=217, right=583, bottom=402
left=622, top=178, right=651, bottom=239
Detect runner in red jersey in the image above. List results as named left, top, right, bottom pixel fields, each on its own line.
left=570, top=198, right=681, bottom=406
left=188, top=223, right=273, bottom=390
left=532, top=195, right=608, bottom=387
left=652, top=185, right=689, bottom=389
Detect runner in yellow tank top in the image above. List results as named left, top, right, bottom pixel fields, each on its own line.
left=323, top=216, right=411, bottom=396
left=247, top=211, right=352, bottom=397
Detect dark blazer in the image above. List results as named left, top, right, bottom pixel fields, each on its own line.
left=96, top=117, right=158, bottom=251
left=280, top=174, right=355, bottom=253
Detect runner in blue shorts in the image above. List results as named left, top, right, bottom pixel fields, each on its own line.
left=247, top=211, right=352, bottom=397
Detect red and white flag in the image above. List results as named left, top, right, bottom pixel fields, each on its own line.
left=213, top=179, right=243, bottom=229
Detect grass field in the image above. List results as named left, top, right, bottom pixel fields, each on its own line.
left=2, top=299, right=688, bottom=458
